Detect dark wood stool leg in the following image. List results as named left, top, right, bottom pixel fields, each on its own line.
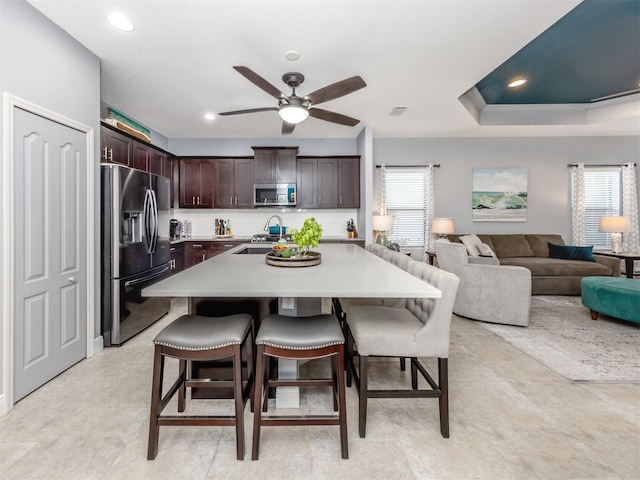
left=246, top=323, right=256, bottom=413
left=411, top=357, right=418, bottom=390
left=251, top=345, right=266, bottom=460
left=345, top=324, right=353, bottom=388
left=400, top=357, right=406, bottom=371
left=178, top=359, right=187, bottom=412
left=232, top=344, right=245, bottom=460
left=358, top=355, right=369, bottom=438
left=331, top=355, right=339, bottom=411
left=438, top=358, right=449, bottom=438
left=336, top=346, right=349, bottom=459
left=147, top=345, right=164, bottom=460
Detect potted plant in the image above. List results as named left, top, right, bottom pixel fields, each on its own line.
left=289, top=217, right=323, bottom=256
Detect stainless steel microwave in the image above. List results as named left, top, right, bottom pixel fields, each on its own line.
left=254, top=183, right=296, bottom=207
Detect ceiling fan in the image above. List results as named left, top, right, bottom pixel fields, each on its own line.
left=218, top=66, right=366, bottom=135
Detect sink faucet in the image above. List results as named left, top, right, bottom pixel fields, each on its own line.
left=264, top=214, right=284, bottom=241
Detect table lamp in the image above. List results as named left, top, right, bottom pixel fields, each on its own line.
left=373, top=215, right=394, bottom=246
left=432, top=218, right=455, bottom=239
left=599, top=216, right=630, bottom=253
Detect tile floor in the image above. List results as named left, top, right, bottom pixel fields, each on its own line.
left=0, top=298, right=638, bottom=480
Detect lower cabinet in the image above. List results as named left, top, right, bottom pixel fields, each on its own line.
left=169, top=243, right=185, bottom=274
left=184, top=241, right=243, bottom=269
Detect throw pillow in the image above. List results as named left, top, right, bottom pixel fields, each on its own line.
left=548, top=242, right=596, bottom=262
left=476, top=243, right=496, bottom=257
left=459, top=234, right=483, bottom=256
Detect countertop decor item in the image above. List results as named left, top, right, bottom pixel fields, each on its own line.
left=265, top=250, right=321, bottom=267
left=289, top=217, right=323, bottom=256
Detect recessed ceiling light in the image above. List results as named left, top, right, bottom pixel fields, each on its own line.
left=107, top=12, right=134, bottom=32
left=508, top=78, right=527, bottom=88
left=204, top=113, right=216, bottom=121
left=285, top=50, right=301, bottom=61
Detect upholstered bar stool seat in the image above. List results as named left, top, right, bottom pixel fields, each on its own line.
left=251, top=313, right=348, bottom=460
left=147, top=314, right=254, bottom=461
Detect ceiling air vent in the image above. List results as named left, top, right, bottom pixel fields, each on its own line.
left=388, top=106, right=407, bottom=116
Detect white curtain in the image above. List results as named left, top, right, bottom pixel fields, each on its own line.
left=570, top=163, right=586, bottom=245
left=378, top=164, right=387, bottom=215
left=621, top=163, right=640, bottom=258
left=425, top=164, right=436, bottom=252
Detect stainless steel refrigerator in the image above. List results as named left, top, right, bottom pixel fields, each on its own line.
left=101, top=164, right=172, bottom=346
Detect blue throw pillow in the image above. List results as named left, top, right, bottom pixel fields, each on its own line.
left=548, top=242, right=595, bottom=262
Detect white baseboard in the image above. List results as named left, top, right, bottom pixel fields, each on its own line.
left=92, top=335, right=104, bottom=357
left=0, top=392, right=7, bottom=417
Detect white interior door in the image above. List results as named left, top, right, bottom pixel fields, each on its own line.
left=13, top=107, right=87, bottom=402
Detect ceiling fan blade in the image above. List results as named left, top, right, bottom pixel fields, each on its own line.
left=306, top=76, right=366, bottom=105
left=233, top=66, right=285, bottom=100
left=281, top=121, right=296, bottom=135
left=218, top=107, right=278, bottom=116
left=309, top=108, right=360, bottom=126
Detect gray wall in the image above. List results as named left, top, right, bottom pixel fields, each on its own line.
left=373, top=136, right=640, bottom=242
left=0, top=0, right=101, bottom=400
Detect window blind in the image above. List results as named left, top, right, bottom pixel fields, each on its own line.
left=385, top=168, right=427, bottom=247
left=584, top=168, right=621, bottom=248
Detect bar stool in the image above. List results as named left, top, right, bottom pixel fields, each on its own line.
left=251, top=313, right=348, bottom=460
left=147, top=313, right=254, bottom=461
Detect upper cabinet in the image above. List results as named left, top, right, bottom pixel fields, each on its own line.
left=296, top=156, right=360, bottom=209
left=253, top=147, right=298, bottom=184
left=132, top=141, right=150, bottom=171
left=101, top=126, right=132, bottom=166
left=213, top=158, right=255, bottom=208
left=179, top=159, right=214, bottom=208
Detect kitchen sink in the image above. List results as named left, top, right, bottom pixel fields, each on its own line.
left=233, top=246, right=272, bottom=255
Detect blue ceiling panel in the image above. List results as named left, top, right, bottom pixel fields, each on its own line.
left=476, top=0, right=640, bottom=105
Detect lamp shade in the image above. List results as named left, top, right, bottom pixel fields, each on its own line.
left=372, top=215, right=394, bottom=231
left=278, top=105, right=309, bottom=124
left=599, top=216, right=630, bottom=233
left=432, top=218, right=455, bottom=235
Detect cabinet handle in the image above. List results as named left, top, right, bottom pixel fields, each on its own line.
left=192, top=195, right=196, bottom=205
left=108, top=148, right=113, bottom=162
left=230, top=196, right=233, bottom=205
left=223, top=244, right=234, bottom=247
left=193, top=244, right=203, bottom=248
left=202, top=253, right=206, bottom=261
left=235, top=196, right=238, bottom=205
left=340, top=195, right=343, bottom=205
left=102, top=146, right=107, bottom=161
left=170, top=247, right=176, bottom=252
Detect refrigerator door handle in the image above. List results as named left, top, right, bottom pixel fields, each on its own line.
left=124, top=265, right=170, bottom=287
left=143, top=189, right=153, bottom=254
left=149, top=189, right=159, bottom=253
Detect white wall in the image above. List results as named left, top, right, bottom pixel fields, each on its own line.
left=373, top=136, right=640, bottom=242
left=0, top=0, right=101, bottom=403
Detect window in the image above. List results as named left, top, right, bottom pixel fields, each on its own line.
left=584, top=167, right=621, bottom=249
left=385, top=168, right=427, bottom=247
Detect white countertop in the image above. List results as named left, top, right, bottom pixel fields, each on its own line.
left=143, top=243, right=440, bottom=299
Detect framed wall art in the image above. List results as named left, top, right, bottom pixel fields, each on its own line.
left=472, top=168, right=528, bottom=222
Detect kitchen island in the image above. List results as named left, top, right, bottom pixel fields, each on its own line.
left=143, top=243, right=441, bottom=406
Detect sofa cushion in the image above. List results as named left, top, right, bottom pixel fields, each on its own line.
left=459, top=234, right=483, bottom=256
left=476, top=243, right=496, bottom=257
left=500, top=257, right=612, bottom=276
left=548, top=242, right=595, bottom=262
left=489, top=234, right=535, bottom=258
left=525, top=234, right=565, bottom=257
left=447, top=234, right=495, bottom=253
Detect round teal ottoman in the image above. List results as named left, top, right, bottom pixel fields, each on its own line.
left=581, top=277, right=640, bottom=323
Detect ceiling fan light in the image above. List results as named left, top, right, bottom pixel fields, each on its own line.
left=278, top=105, right=309, bottom=124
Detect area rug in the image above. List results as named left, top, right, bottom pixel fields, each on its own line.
left=477, top=295, right=640, bottom=383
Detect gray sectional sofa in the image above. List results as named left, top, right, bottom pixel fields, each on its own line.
left=447, top=234, right=620, bottom=295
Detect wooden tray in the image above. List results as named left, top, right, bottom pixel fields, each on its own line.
left=265, top=251, right=321, bottom=267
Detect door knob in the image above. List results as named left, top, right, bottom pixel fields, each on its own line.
left=68, top=276, right=77, bottom=283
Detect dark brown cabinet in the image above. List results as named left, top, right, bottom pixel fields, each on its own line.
left=253, top=147, right=298, bottom=183
left=179, top=159, right=214, bottom=208
left=213, top=159, right=254, bottom=208
left=101, top=127, right=132, bottom=166
left=132, top=141, right=150, bottom=171
left=184, top=241, right=243, bottom=269
left=170, top=243, right=184, bottom=274
left=296, top=156, right=360, bottom=208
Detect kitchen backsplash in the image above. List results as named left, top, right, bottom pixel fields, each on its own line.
left=171, top=208, right=359, bottom=238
